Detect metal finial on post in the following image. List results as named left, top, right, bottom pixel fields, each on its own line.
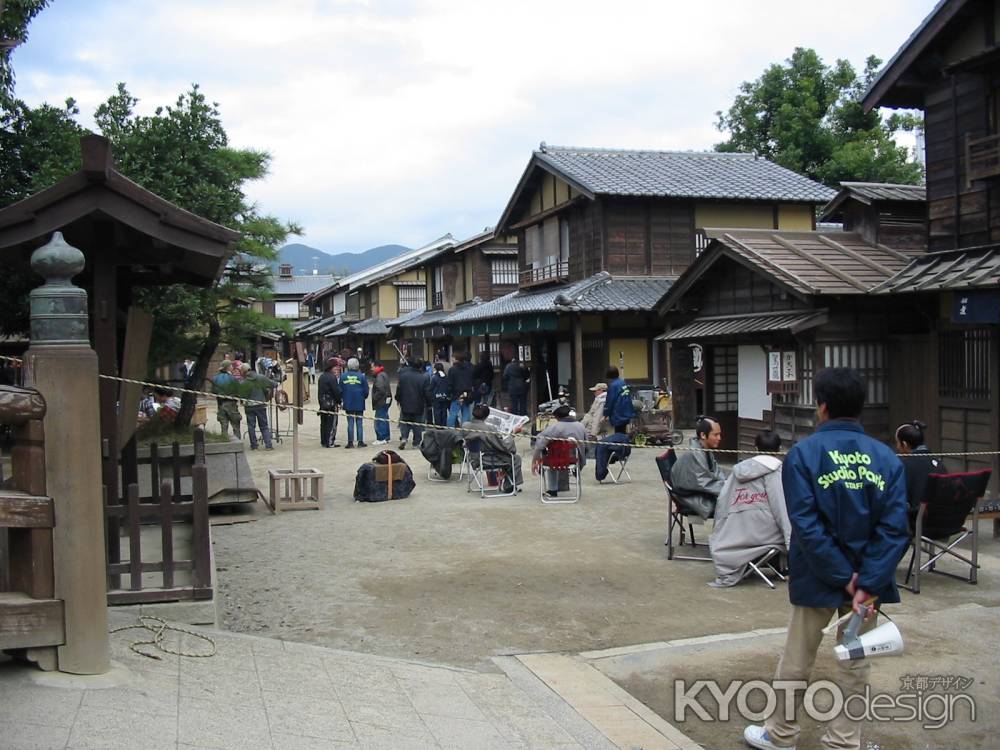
left=29, top=232, right=90, bottom=346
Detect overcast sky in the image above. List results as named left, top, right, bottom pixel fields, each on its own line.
left=13, top=0, right=934, bottom=254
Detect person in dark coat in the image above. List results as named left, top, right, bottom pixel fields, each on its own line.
left=371, top=361, right=392, bottom=445
left=430, top=362, right=450, bottom=426
left=446, top=351, right=475, bottom=427
left=894, top=419, right=947, bottom=531
left=744, top=368, right=909, bottom=750
left=502, top=357, right=530, bottom=416
left=395, top=359, right=431, bottom=450
left=472, top=354, right=495, bottom=406
left=318, top=358, right=342, bottom=447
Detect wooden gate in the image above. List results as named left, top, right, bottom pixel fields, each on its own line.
left=0, top=393, right=64, bottom=656
left=104, top=431, right=212, bottom=604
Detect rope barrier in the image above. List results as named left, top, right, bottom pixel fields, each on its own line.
left=3, top=353, right=999, bottom=458
left=109, top=615, right=216, bottom=660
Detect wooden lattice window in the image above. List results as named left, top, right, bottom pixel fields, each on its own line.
left=396, top=285, right=424, bottom=314
left=939, top=328, right=992, bottom=401
left=711, top=346, right=738, bottom=411
left=491, top=259, right=518, bottom=286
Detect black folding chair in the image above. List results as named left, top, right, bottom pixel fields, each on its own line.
left=656, top=449, right=711, bottom=562
left=902, top=468, right=991, bottom=594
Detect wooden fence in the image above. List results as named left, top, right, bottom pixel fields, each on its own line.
left=105, top=430, right=212, bottom=605
left=0, top=395, right=64, bottom=654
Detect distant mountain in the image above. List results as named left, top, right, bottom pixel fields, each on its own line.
left=275, top=243, right=411, bottom=276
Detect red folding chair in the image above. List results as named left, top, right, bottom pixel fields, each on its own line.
left=540, top=438, right=581, bottom=504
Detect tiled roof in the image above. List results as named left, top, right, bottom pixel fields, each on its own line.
left=273, top=274, right=337, bottom=296
left=349, top=317, right=390, bottom=335
left=395, top=308, right=453, bottom=328
left=442, top=272, right=673, bottom=323
left=535, top=146, right=835, bottom=203
left=820, top=182, right=926, bottom=222
left=706, top=229, right=917, bottom=297
left=871, top=246, right=1000, bottom=294
left=837, top=182, right=925, bottom=203
left=656, top=310, right=829, bottom=341
left=386, top=307, right=427, bottom=327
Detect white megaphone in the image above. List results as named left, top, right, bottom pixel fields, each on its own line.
left=833, top=605, right=904, bottom=662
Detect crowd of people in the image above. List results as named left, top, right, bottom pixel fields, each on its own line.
left=159, top=351, right=949, bottom=749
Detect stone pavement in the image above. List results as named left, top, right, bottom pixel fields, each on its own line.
left=0, top=608, right=629, bottom=750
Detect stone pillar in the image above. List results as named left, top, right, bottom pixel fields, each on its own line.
left=23, top=232, right=110, bottom=675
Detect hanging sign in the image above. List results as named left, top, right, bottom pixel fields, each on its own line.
left=767, top=349, right=799, bottom=394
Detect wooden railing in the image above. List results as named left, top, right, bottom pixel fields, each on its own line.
left=105, top=431, right=212, bottom=604
left=0, top=389, right=64, bottom=654
left=520, top=260, right=568, bottom=287
left=966, top=132, right=1000, bottom=186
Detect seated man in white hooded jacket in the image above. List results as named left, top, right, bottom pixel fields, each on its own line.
left=708, top=430, right=791, bottom=587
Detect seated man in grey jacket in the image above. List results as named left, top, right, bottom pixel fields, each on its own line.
left=708, top=430, right=791, bottom=587
left=532, top=404, right=586, bottom=498
left=671, top=416, right=727, bottom=519
left=461, top=404, right=523, bottom=486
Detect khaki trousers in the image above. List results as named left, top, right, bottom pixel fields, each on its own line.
left=765, top=604, right=874, bottom=749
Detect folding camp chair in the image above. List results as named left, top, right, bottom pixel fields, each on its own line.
left=603, top=437, right=632, bottom=484
left=422, top=434, right=466, bottom=483
left=464, top=438, right=518, bottom=498
left=655, top=449, right=711, bottom=561
left=540, top=438, right=582, bottom=504
left=742, top=548, right=787, bottom=589
left=902, top=468, right=991, bottom=594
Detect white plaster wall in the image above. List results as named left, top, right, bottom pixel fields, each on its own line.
left=738, top=345, right=771, bottom=420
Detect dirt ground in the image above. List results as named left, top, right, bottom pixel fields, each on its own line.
left=593, top=605, right=998, bottom=749
left=206, top=393, right=1000, bottom=745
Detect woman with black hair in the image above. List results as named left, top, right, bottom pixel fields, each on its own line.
left=895, top=419, right=947, bottom=528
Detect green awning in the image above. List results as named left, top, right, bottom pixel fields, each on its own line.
left=449, top=314, right=558, bottom=337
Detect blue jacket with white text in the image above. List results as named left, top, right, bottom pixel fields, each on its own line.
left=782, top=419, right=909, bottom=608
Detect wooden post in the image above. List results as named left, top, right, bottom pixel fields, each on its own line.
left=23, top=232, right=110, bottom=674
left=191, top=431, right=211, bottom=590
left=572, top=315, right=584, bottom=414
left=292, top=359, right=301, bottom=472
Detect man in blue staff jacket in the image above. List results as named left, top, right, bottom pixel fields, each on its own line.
left=602, top=366, right=636, bottom=433
left=744, top=367, right=909, bottom=750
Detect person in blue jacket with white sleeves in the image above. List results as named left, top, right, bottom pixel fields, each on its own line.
left=745, top=367, right=909, bottom=750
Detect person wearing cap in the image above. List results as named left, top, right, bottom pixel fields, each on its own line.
left=211, top=360, right=242, bottom=439
left=239, top=362, right=279, bottom=450
left=581, top=382, right=609, bottom=438
left=531, top=404, right=586, bottom=498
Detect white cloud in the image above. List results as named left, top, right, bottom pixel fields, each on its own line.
left=14, top=0, right=932, bottom=252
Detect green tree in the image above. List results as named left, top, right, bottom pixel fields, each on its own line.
left=715, top=48, right=923, bottom=187
left=93, top=83, right=300, bottom=425
left=0, top=80, right=300, bottom=425
left=0, top=0, right=50, bottom=106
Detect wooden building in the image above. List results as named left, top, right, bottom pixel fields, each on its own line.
left=261, top=264, right=336, bottom=321
left=395, top=227, right=519, bottom=362
left=820, top=182, right=927, bottom=251
left=861, top=0, right=1000, bottom=491
left=657, top=228, right=921, bottom=453
left=441, top=144, right=835, bottom=411
left=297, top=236, right=454, bottom=368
